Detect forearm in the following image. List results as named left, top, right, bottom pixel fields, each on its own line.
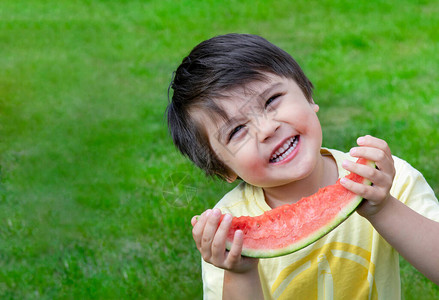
left=365, top=196, right=439, bottom=284
left=222, top=267, right=264, bottom=300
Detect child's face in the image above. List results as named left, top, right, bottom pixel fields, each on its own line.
left=198, top=73, right=322, bottom=188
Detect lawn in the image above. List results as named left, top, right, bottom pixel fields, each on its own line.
left=0, top=0, right=438, bottom=299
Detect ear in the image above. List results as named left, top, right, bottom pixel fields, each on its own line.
left=310, top=99, right=319, bottom=113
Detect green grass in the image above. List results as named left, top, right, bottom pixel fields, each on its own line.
left=0, top=0, right=438, bottom=298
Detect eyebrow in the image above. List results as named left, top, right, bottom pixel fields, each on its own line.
left=257, top=82, right=283, bottom=100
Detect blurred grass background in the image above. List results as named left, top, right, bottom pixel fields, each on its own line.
left=0, top=0, right=438, bottom=299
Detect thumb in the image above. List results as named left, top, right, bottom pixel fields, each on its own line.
left=191, top=215, right=199, bottom=227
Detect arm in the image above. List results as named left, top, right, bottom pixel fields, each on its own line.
left=341, top=135, right=439, bottom=285
left=223, top=266, right=264, bottom=299
left=192, top=209, right=264, bottom=299
left=365, top=195, right=439, bottom=284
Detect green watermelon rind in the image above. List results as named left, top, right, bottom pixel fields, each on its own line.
left=238, top=193, right=365, bottom=258
left=225, top=160, right=375, bottom=259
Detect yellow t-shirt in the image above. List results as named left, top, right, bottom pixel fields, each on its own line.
left=201, top=149, right=439, bottom=300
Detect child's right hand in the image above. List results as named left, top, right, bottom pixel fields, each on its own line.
left=191, top=208, right=259, bottom=273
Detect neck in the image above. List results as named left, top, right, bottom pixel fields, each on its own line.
left=263, top=154, right=338, bottom=209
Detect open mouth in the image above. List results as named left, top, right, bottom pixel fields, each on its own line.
left=269, top=136, right=299, bottom=163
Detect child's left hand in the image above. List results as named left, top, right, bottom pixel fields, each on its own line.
left=340, top=135, right=396, bottom=218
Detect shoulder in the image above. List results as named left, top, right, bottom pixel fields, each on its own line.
left=387, top=155, right=439, bottom=221
left=392, top=155, right=423, bottom=178
left=321, top=148, right=356, bottom=178
left=389, top=155, right=432, bottom=198
left=213, top=181, right=247, bottom=210
left=214, top=182, right=270, bottom=217
left=390, top=155, right=428, bottom=191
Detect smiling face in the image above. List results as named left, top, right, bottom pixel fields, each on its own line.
left=193, top=73, right=323, bottom=189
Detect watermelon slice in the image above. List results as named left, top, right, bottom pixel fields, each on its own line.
left=222, top=158, right=375, bottom=258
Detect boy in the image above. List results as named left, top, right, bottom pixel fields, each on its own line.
left=166, top=33, right=439, bottom=299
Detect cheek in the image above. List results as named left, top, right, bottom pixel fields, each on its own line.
left=234, top=153, right=267, bottom=179
left=209, top=138, right=234, bottom=169
left=295, top=108, right=321, bottom=134
left=310, top=113, right=322, bottom=136
left=212, top=148, right=234, bottom=168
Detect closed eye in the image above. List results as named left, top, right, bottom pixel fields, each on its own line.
left=265, top=93, right=282, bottom=109
left=228, top=124, right=246, bottom=142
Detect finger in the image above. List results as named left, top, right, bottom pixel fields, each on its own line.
left=349, top=146, right=394, bottom=174
left=225, top=230, right=244, bottom=269
left=340, top=176, right=375, bottom=200
left=343, top=158, right=394, bottom=192
left=356, top=135, right=392, bottom=156
left=350, top=145, right=386, bottom=161
left=192, top=210, right=211, bottom=250
left=342, top=159, right=382, bottom=182
left=200, top=208, right=222, bottom=261
left=341, top=177, right=389, bottom=203
left=191, top=215, right=199, bottom=227
left=210, top=213, right=232, bottom=263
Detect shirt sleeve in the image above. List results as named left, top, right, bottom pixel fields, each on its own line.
left=391, top=156, right=439, bottom=222
left=201, top=259, right=224, bottom=300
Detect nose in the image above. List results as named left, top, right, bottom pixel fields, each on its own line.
left=256, top=116, right=280, bottom=142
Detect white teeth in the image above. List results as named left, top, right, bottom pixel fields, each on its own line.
left=270, top=136, right=298, bottom=163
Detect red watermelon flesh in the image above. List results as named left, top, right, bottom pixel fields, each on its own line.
left=222, top=158, right=374, bottom=258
